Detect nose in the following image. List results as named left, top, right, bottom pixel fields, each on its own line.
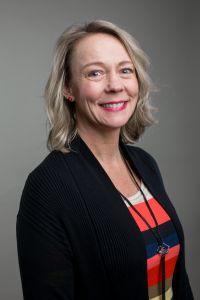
left=104, top=72, right=124, bottom=93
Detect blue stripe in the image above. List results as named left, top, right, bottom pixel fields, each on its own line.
left=146, top=232, right=179, bottom=258
left=143, top=220, right=179, bottom=244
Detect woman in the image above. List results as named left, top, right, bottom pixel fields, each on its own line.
left=16, top=20, right=193, bottom=300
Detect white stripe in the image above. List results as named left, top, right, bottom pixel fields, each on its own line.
left=123, top=181, right=153, bottom=206
left=149, top=287, right=173, bottom=300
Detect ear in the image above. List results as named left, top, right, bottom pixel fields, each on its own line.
left=63, top=86, right=71, bottom=98
left=63, top=87, right=75, bottom=102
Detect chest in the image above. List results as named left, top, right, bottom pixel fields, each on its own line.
left=58, top=149, right=184, bottom=298
left=99, top=159, right=141, bottom=198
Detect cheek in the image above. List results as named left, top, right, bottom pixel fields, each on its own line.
left=129, top=79, right=139, bottom=98
left=74, top=81, right=103, bottom=102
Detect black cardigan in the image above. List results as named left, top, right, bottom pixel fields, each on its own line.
left=17, top=137, right=194, bottom=299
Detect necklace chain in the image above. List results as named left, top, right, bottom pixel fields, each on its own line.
left=119, top=149, right=168, bottom=249
left=118, top=149, right=169, bottom=300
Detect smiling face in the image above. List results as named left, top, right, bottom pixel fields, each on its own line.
left=66, top=33, right=139, bottom=137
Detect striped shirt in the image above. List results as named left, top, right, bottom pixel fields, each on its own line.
left=123, top=181, right=180, bottom=300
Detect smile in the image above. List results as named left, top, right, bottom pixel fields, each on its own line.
left=100, top=101, right=128, bottom=111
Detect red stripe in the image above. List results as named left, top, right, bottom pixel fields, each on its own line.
left=147, top=245, right=180, bottom=286
left=128, top=198, right=170, bottom=231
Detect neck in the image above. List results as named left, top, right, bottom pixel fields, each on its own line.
left=77, top=126, right=122, bottom=164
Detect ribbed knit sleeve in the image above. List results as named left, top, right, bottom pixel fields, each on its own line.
left=16, top=156, right=75, bottom=300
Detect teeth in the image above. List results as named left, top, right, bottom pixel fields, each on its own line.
left=102, top=102, right=124, bottom=108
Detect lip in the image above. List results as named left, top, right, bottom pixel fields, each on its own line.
left=99, top=100, right=128, bottom=112
left=99, top=100, right=128, bottom=105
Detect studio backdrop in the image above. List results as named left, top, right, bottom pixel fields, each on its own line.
left=0, top=0, right=198, bottom=299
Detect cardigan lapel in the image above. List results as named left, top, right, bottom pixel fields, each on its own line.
left=64, top=136, right=149, bottom=299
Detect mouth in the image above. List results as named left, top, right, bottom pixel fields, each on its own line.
left=99, top=100, right=128, bottom=111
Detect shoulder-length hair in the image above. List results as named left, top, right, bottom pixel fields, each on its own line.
left=44, top=20, right=156, bottom=153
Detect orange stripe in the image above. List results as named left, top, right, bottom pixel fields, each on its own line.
left=128, top=198, right=170, bottom=231
left=147, top=245, right=180, bottom=286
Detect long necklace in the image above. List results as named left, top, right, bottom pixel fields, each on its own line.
left=119, top=152, right=170, bottom=300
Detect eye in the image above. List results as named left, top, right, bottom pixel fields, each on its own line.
left=86, top=70, right=105, bottom=81
left=120, top=67, right=135, bottom=75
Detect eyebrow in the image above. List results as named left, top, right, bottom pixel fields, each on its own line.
left=81, top=60, right=133, bottom=70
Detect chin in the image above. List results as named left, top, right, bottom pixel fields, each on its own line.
left=103, top=120, right=128, bottom=130
left=107, top=117, right=130, bottom=128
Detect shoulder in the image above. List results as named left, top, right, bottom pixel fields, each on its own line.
left=125, top=144, right=165, bottom=182
left=29, top=150, right=65, bottom=177
left=19, top=151, right=70, bottom=215
left=124, top=144, right=167, bottom=191
left=27, top=150, right=71, bottom=186
left=126, top=144, right=159, bottom=169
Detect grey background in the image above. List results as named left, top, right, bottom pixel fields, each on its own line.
left=0, top=0, right=199, bottom=299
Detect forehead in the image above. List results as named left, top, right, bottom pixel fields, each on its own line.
left=71, top=33, right=131, bottom=67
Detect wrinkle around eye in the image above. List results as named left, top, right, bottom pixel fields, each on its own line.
left=121, top=67, right=135, bottom=74
left=84, top=69, right=106, bottom=81
left=88, top=70, right=104, bottom=77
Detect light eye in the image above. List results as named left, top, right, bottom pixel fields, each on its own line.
left=86, top=70, right=105, bottom=81
left=121, top=67, right=134, bottom=75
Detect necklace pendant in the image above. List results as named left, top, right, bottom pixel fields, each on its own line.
left=157, top=243, right=170, bottom=256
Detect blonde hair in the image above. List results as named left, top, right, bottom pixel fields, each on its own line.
left=44, top=20, right=156, bottom=152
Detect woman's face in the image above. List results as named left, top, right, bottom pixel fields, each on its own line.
left=68, top=33, right=139, bottom=136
